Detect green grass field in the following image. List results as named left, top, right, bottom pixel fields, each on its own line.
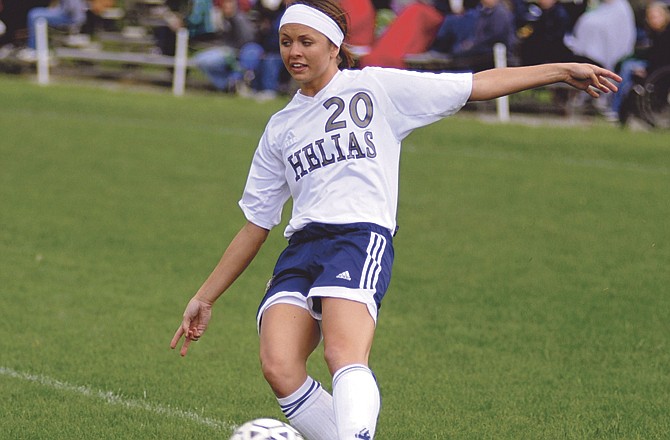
left=1, top=76, right=669, bottom=439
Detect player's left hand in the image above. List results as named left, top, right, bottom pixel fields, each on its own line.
left=564, top=63, right=622, bottom=98
left=170, top=297, right=213, bottom=356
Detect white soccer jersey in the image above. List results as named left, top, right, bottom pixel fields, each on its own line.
left=239, top=66, right=473, bottom=238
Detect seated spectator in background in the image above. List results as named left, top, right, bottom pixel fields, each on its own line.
left=16, top=0, right=87, bottom=61
left=643, top=1, right=670, bottom=76
left=153, top=0, right=217, bottom=56
left=559, top=0, right=636, bottom=117
left=373, top=0, right=392, bottom=9
left=390, top=0, right=419, bottom=13
left=0, top=1, right=5, bottom=40
left=0, top=0, right=50, bottom=52
left=359, top=0, right=451, bottom=68
left=153, top=0, right=247, bottom=56
left=428, top=0, right=516, bottom=59
left=613, top=1, right=670, bottom=121
left=193, top=0, right=256, bottom=92
left=439, top=0, right=482, bottom=15
left=190, top=0, right=256, bottom=45
left=390, top=0, right=475, bottom=14
left=236, top=0, right=287, bottom=100
left=81, top=0, right=117, bottom=36
left=516, top=0, right=570, bottom=65
left=339, top=0, right=376, bottom=56
left=561, top=0, right=636, bottom=71
left=237, top=0, right=253, bottom=12
left=186, top=0, right=219, bottom=39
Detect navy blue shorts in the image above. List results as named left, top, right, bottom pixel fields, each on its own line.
left=257, top=222, right=394, bottom=329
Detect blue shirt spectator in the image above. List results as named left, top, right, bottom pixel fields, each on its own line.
left=431, top=0, right=517, bottom=57
left=26, top=0, right=87, bottom=50
left=517, top=0, right=571, bottom=65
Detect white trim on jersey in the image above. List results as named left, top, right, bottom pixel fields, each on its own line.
left=360, top=232, right=387, bottom=291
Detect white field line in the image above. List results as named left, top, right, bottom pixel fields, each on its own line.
left=0, top=366, right=235, bottom=432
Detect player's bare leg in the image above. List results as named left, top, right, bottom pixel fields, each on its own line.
left=260, top=303, right=337, bottom=440
left=321, top=298, right=380, bottom=440
left=260, top=303, right=319, bottom=396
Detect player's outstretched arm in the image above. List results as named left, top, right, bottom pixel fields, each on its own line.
left=170, top=221, right=269, bottom=356
left=469, top=63, right=622, bottom=102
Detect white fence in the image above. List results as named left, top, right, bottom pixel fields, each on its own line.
left=34, top=18, right=192, bottom=96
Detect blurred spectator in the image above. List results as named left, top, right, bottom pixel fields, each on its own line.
left=237, top=0, right=253, bottom=12
left=433, top=0, right=515, bottom=56
left=81, top=0, right=117, bottom=36
left=186, top=0, right=218, bottom=38
left=391, top=0, right=419, bottom=13
left=0, top=2, right=5, bottom=39
left=425, top=0, right=516, bottom=59
left=562, top=0, right=636, bottom=71
left=390, top=0, right=475, bottom=13
left=152, top=0, right=250, bottom=56
left=517, top=0, right=571, bottom=65
left=16, top=0, right=87, bottom=61
left=339, top=0, right=376, bottom=56
left=373, top=0, right=392, bottom=9
left=237, top=0, right=287, bottom=99
left=558, top=0, right=636, bottom=118
left=641, top=1, right=670, bottom=74
left=613, top=1, right=670, bottom=121
left=192, top=0, right=256, bottom=92
left=152, top=0, right=213, bottom=56
left=0, top=0, right=50, bottom=51
left=359, top=1, right=451, bottom=68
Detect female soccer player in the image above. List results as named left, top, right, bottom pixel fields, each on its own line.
left=170, top=1, right=621, bottom=439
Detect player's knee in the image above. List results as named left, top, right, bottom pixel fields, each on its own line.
left=259, top=349, right=289, bottom=384
left=259, top=349, right=305, bottom=397
left=323, top=341, right=367, bottom=375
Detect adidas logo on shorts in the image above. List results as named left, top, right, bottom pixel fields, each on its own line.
left=336, top=271, right=352, bottom=281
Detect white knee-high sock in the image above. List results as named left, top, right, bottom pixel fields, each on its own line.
left=332, top=364, right=380, bottom=440
left=277, top=376, right=338, bottom=440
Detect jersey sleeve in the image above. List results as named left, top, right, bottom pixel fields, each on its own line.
left=238, top=128, right=290, bottom=230
left=365, top=67, right=473, bottom=139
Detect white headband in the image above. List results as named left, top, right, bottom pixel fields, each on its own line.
left=279, top=4, right=345, bottom=48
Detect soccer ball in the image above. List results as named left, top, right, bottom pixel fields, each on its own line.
left=229, top=418, right=305, bottom=440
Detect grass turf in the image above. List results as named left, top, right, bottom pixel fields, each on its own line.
left=1, top=76, right=669, bottom=439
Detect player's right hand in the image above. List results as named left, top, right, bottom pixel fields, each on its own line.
left=170, top=297, right=213, bottom=357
